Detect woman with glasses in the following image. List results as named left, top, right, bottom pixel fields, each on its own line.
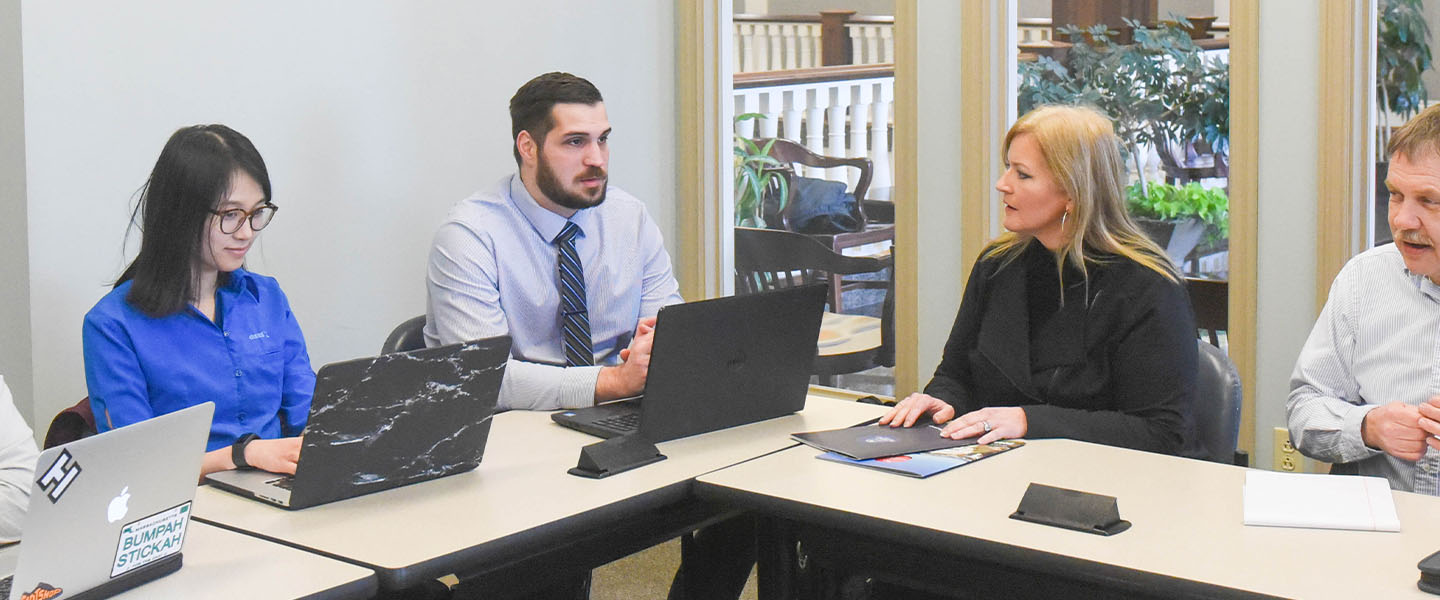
left=83, top=125, right=314, bottom=476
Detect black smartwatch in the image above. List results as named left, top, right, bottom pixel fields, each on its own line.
left=232, top=433, right=260, bottom=470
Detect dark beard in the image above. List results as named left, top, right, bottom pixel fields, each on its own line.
left=536, top=150, right=607, bottom=211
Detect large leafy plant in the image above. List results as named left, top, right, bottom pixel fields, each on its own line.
left=1377, top=0, right=1432, bottom=158
left=1019, top=19, right=1229, bottom=195
left=733, top=113, right=788, bottom=227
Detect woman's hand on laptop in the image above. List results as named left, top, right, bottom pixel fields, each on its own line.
left=243, top=437, right=303, bottom=474
left=200, top=436, right=303, bottom=477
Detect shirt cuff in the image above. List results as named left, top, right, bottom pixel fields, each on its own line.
left=1341, top=402, right=1385, bottom=462
left=558, top=365, right=602, bottom=409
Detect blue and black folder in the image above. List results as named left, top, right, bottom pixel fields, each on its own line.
left=791, top=421, right=983, bottom=460
left=792, top=422, right=1024, bottom=477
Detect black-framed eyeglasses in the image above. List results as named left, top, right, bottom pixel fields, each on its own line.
left=211, top=204, right=278, bottom=234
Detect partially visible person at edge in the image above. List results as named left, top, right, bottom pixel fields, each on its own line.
left=0, top=375, right=37, bottom=542
left=880, top=105, right=1200, bottom=458
left=83, top=125, right=314, bottom=477
left=1292, top=102, right=1440, bottom=494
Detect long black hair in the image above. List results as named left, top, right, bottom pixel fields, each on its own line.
left=117, top=125, right=272, bottom=317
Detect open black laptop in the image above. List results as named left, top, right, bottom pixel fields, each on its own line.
left=552, top=285, right=826, bottom=443
left=205, top=336, right=510, bottom=509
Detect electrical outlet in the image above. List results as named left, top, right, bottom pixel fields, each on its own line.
left=1273, top=427, right=1300, bottom=472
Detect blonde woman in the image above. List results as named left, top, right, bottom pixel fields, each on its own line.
left=880, top=105, right=1198, bottom=456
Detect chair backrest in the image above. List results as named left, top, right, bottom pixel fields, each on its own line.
left=1193, top=339, right=1242, bottom=465
left=733, top=227, right=894, bottom=367
left=1186, top=277, right=1227, bottom=348
left=44, top=397, right=97, bottom=450
left=381, top=315, right=428, bottom=354
left=758, top=138, right=874, bottom=230
left=733, top=227, right=888, bottom=294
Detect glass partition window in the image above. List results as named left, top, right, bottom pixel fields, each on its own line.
left=1015, top=3, right=1232, bottom=281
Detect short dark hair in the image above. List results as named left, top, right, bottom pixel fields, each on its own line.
left=509, top=72, right=603, bottom=166
left=117, top=125, right=272, bottom=317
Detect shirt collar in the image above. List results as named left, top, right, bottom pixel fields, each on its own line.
left=508, top=173, right=595, bottom=243
left=219, top=268, right=261, bottom=303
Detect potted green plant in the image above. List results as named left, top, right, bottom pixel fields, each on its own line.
left=1377, top=0, right=1431, bottom=154
left=1126, top=181, right=1229, bottom=264
left=733, top=113, right=789, bottom=228
left=1018, top=19, right=1229, bottom=196
left=1375, top=0, right=1432, bottom=244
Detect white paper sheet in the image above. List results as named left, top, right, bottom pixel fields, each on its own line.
left=1243, top=470, right=1400, bottom=532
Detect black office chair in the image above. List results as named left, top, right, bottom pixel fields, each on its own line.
left=1194, top=339, right=1245, bottom=466
left=381, top=315, right=428, bottom=354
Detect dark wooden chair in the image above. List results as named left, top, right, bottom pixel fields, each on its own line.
left=757, top=138, right=896, bottom=312
left=1185, top=277, right=1227, bottom=349
left=734, top=227, right=894, bottom=384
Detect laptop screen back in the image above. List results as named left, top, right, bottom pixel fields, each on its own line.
left=10, top=402, right=211, bottom=600
left=286, top=336, right=510, bottom=507
left=637, top=284, right=826, bottom=442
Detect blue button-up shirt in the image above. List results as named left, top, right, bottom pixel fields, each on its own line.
left=83, top=269, right=315, bottom=451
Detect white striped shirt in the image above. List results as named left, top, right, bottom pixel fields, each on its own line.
left=425, top=175, right=682, bottom=410
left=1287, top=244, right=1440, bottom=494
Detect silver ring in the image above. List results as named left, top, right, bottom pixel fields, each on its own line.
left=981, top=420, right=992, bottom=433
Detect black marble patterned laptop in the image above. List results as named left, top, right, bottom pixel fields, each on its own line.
left=205, top=336, right=510, bottom=510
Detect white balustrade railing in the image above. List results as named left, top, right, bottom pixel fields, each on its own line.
left=734, top=74, right=895, bottom=193
left=734, top=22, right=823, bottom=73
left=733, top=20, right=892, bottom=73
left=1017, top=18, right=1052, bottom=44
left=845, top=23, right=893, bottom=65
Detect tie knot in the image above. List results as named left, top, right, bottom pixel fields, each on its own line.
left=554, top=222, right=582, bottom=245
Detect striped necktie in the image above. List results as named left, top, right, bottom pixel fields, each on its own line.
left=554, top=222, right=594, bottom=366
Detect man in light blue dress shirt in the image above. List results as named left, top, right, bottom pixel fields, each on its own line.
left=425, top=73, right=750, bottom=600
left=1290, top=103, right=1440, bottom=494
left=425, top=73, right=682, bottom=412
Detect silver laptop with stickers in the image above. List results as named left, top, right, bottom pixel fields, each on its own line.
left=4, top=402, right=211, bottom=600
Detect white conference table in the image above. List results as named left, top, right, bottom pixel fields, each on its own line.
left=696, top=438, right=1440, bottom=600
left=0, top=521, right=375, bottom=600
left=192, top=395, right=884, bottom=593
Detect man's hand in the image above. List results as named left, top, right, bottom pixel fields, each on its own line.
left=1416, top=397, right=1440, bottom=452
left=596, top=317, right=657, bottom=402
left=1362, top=402, right=1428, bottom=461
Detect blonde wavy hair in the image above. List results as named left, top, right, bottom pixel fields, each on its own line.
left=985, top=105, right=1180, bottom=285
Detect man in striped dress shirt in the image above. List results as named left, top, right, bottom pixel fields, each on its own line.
left=426, top=72, right=682, bottom=412
left=425, top=72, right=752, bottom=600
left=1289, top=103, right=1440, bottom=494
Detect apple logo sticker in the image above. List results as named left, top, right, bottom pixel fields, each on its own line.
left=107, top=487, right=130, bottom=523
